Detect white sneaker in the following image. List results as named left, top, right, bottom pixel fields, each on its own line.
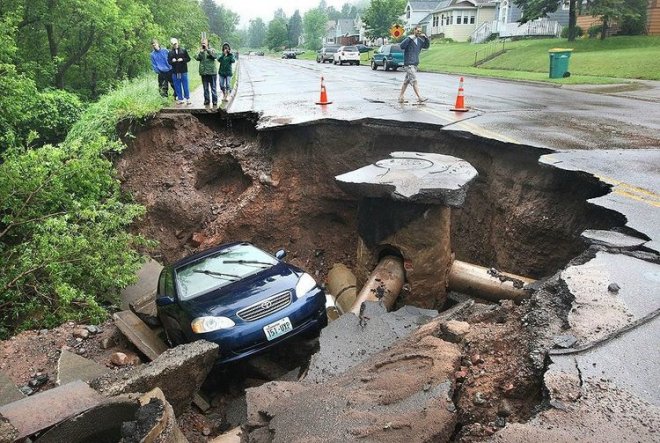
left=186, top=99, right=192, bottom=105
left=176, top=100, right=184, bottom=105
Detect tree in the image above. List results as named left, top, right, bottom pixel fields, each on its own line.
left=288, top=10, right=303, bottom=48
left=266, top=17, right=288, bottom=50
left=303, top=8, right=328, bottom=50
left=586, top=0, right=644, bottom=39
left=273, top=8, right=287, bottom=21
left=362, top=0, right=406, bottom=40
left=326, top=6, right=341, bottom=21
left=247, top=18, right=267, bottom=48
left=513, top=0, right=580, bottom=41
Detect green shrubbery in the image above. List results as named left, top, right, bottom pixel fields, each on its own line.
left=0, top=72, right=170, bottom=338
left=561, top=26, right=584, bottom=39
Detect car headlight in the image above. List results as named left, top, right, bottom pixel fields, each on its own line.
left=191, top=316, right=235, bottom=333
left=295, top=273, right=318, bottom=297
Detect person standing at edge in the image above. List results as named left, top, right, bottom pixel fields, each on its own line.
left=217, top=42, right=235, bottom=102
left=195, top=38, right=218, bottom=107
left=398, top=26, right=429, bottom=104
left=168, top=38, right=191, bottom=105
left=150, top=39, right=173, bottom=97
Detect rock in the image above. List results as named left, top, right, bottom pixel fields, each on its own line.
left=190, top=232, right=206, bottom=248
left=0, top=414, right=19, bottom=443
left=73, top=328, right=90, bottom=339
left=85, top=325, right=100, bottom=334
left=111, top=352, right=129, bottom=366
left=441, top=320, right=470, bottom=343
left=498, top=400, right=513, bottom=417
left=495, top=416, right=507, bottom=428
left=100, top=337, right=115, bottom=349
left=553, top=334, right=578, bottom=349
left=473, top=392, right=487, bottom=405
left=608, top=282, right=620, bottom=293
left=18, top=386, right=33, bottom=396
left=28, top=374, right=49, bottom=388
left=471, top=354, right=484, bottom=365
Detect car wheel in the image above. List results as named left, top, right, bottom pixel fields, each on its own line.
left=355, top=61, right=360, bottom=66
left=383, top=61, right=389, bottom=71
left=371, top=60, right=377, bottom=70
left=165, top=328, right=186, bottom=347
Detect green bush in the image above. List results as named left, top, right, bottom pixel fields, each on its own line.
left=588, top=24, right=602, bottom=38
left=561, top=25, right=584, bottom=39
left=30, top=89, right=84, bottom=146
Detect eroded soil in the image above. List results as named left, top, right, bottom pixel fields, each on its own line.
left=0, top=113, right=628, bottom=442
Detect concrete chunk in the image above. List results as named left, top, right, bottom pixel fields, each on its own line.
left=581, top=229, right=647, bottom=249
left=335, top=151, right=478, bottom=206
left=0, top=372, right=24, bottom=407
left=57, top=349, right=110, bottom=385
left=0, top=380, right=103, bottom=440
left=90, top=340, right=219, bottom=416
left=113, top=310, right=168, bottom=361
left=120, top=258, right=162, bottom=311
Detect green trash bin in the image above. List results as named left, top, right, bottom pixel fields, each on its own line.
left=548, top=48, right=573, bottom=78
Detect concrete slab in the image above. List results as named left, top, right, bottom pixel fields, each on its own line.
left=120, top=258, right=163, bottom=310
left=581, top=229, right=647, bottom=249
left=56, top=349, right=110, bottom=386
left=0, top=380, right=103, bottom=440
left=90, top=340, right=218, bottom=416
left=113, top=310, right=168, bottom=361
left=306, top=302, right=439, bottom=384
left=560, top=251, right=660, bottom=344
left=0, top=371, right=24, bottom=407
left=335, top=151, right=478, bottom=206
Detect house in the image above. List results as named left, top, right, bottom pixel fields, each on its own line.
left=336, top=18, right=360, bottom=45
left=577, top=0, right=660, bottom=36
left=470, top=0, right=565, bottom=42
left=404, top=1, right=442, bottom=33
left=430, top=0, right=497, bottom=41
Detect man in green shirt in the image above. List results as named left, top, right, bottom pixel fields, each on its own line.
left=195, top=38, right=218, bottom=107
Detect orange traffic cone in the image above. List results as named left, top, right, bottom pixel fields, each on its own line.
left=315, top=76, right=332, bottom=105
left=450, top=77, right=469, bottom=112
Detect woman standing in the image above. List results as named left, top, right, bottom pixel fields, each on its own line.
left=217, top=42, right=235, bottom=102
left=168, top=38, right=191, bottom=105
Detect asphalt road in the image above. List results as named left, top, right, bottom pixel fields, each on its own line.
left=230, top=55, right=660, bottom=252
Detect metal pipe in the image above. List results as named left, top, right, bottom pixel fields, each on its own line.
left=326, top=263, right=358, bottom=314
left=448, top=260, right=535, bottom=302
left=349, top=255, right=405, bottom=314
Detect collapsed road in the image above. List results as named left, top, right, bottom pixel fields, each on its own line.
left=1, top=56, right=659, bottom=442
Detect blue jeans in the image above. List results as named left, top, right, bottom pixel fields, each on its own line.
left=172, top=72, right=190, bottom=101
left=201, top=74, right=217, bottom=104
left=219, top=75, right=232, bottom=93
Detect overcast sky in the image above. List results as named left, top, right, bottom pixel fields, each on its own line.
left=217, top=0, right=364, bottom=28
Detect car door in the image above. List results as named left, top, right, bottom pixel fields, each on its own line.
left=373, top=46, right=384, bottom=65
left=157, top=267, right=188, bottom=344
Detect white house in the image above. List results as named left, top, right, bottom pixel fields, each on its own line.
left=430, top=0, right=496, bottom=42
left=403, top=1, right=442, bottom=32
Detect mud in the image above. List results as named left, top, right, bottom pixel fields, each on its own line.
left=117, top=114, right=624, bottom=281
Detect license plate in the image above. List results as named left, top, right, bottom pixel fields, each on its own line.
left=263, top=317, right=293, bottom=341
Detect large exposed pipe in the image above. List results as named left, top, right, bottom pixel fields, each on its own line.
left=326, top=263, right=358, bottom=314
left=448, top=260, right=535, bottom=302
left=349, top=255, right=405, bottom=315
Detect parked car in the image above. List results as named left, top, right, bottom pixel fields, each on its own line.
left=333, top=46, right=360, bottom=65
left=156, top=241, right=327, bottom=364
left=370, top=44, right=404, bottom=71
left=281, top=51, right=297, bottom=59
left=355, top=44, right=372, bottom=54
left=316, top=44, right=341, bottom=63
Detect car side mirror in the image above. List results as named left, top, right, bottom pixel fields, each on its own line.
left=156, top=295, right=175, bottom=306
left=275, top=249, right=286, bottom=260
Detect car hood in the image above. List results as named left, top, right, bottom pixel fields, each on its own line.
left=178, top=263, right=304, bottom=318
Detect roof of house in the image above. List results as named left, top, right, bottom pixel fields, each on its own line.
left=337, top=18, right=357, bottom=35
left=409, top=1, right=443, bottom=10
left=433, top=0, right=494, bottom=11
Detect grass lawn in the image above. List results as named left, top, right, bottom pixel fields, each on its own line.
left=420, top=35, right=660, bottom=83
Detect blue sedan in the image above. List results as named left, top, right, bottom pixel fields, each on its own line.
left=156, top=242, right=327, bottom=363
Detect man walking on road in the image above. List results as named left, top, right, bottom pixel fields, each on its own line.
left=150, top=39, right=173, bottom=97
left=399, top=26, right=429, bottom=104
left=195, top=38, right=218, bottom=107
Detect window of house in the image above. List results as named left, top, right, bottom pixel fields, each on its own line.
left=470, top=16, right=475, bottom=24
left=406, top=6, right=411, bottom=19
left=457, top=15, right=462, bottom=24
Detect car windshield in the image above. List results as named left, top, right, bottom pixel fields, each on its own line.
left=344, top=46, right=358, bottom=52
left=175, top=244, right=279, bottom=301
left=390, top=45, right=403, bottom=53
